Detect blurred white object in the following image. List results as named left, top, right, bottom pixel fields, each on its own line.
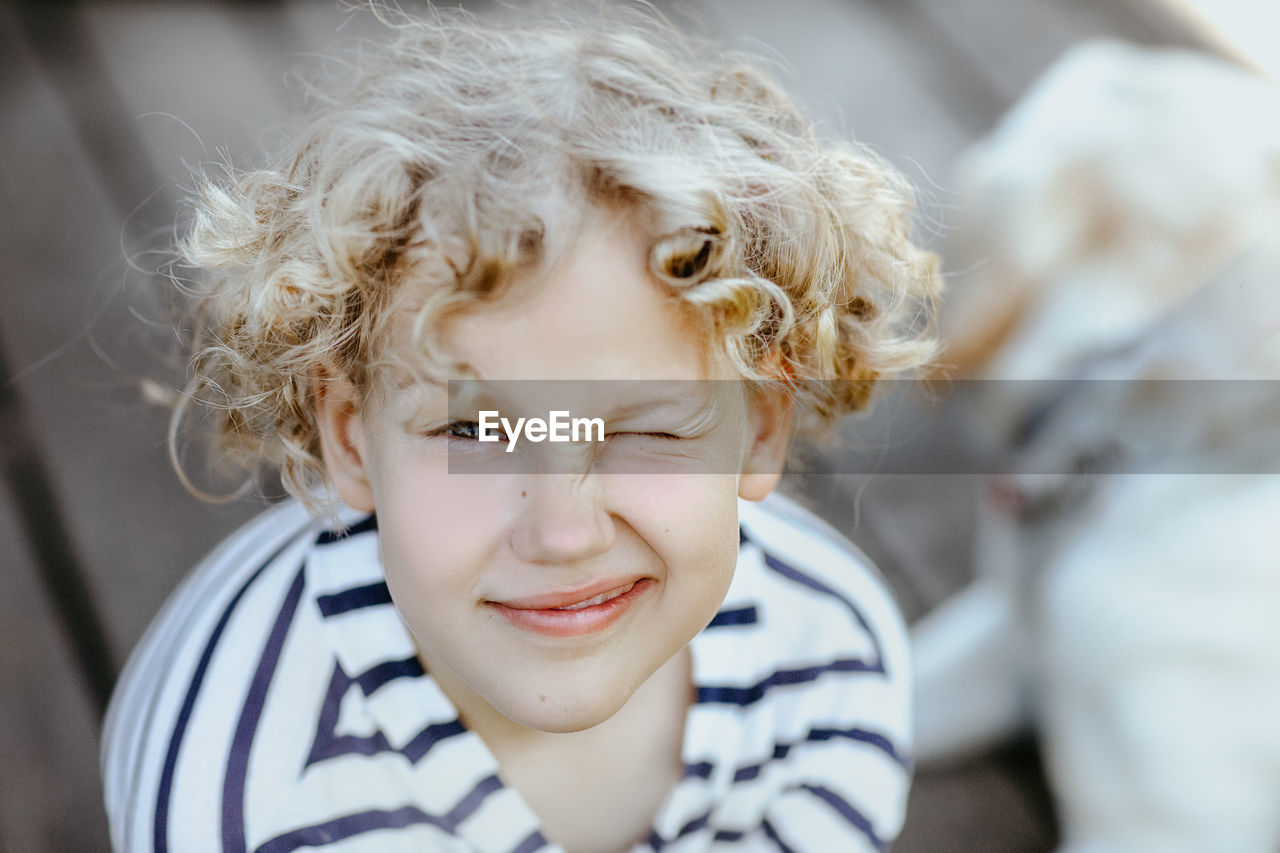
left=948, top=39, right=1280, bottom=379
left=1168, top=0, right=1280, bottom=82
left=914, top=39, right=1280, bottom=853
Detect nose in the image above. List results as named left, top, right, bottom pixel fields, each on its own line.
left=509, top=473, right=615, bottom=565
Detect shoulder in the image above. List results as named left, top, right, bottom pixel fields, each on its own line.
left=100, top=500, right=323, bottom=853
left=693, top=493, right=913, bottom=851
left=735, top=492, right=910, bottom=692
left=736, top=491, right=892, bottom=598
left=103, top=504, right=518, bottom=853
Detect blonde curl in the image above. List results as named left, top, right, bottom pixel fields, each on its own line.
left=173, top=5, right=941, bottom=507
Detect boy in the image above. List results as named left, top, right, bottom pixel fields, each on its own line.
left=102, top=7, right=939, bottom=851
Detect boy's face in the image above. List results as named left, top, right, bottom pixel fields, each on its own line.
left=317, top=208, right=790, bottom=734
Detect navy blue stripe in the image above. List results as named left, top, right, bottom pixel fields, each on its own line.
left=252, top=773, right=505, bottom=853
left=255, top=806, right=449, bottom=853
left=305, top=662, right=392, bottom=768
left=731, top=725, right=909, bottom=783
left=737, top=528, right=885, bottom=672
left=677, top=810, right=710, bottom=838
left=648, top=807, right=714, bottom=850
left=696, top=657, right=881, bottom=706
left=447, top=772, right=504, bottom=821
left=153, top=529, right=304, bottom=853
left=713, top=829, right=745, bottom=842
left=759, top=552, right=885, bottom=671
left=706, top=605, right=758, bottom=628
left=305, top=726, right=393, bottom=766
left=304, top=658, right=458, bottom=769
left=684, top=760, right=714, bottom=780
left=794, top=783, right=886, bottom=852
left=402, top=718, right=469, bottom=763
left=809, top=726, right=909, bottom=769
left=316, top=581, right=392, bottom=617
left=315, top=514, right=377, bottom=545
left=510, top=829, right=550, bottom=853
left=761, top=818, right=797, bottom=853
left=224, top=565, right=307, bottom=853
left=354, top=656, right=424, bottom=695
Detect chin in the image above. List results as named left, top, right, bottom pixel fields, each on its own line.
left=502, top=690, right=629, bottom=734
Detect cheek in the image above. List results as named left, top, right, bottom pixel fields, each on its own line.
left=372, top=463, right=510, bottom=603
left=621, top=473, right=741, bottom=586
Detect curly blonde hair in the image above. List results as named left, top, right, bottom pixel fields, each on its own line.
left=177, top=5, right=940, bottom=503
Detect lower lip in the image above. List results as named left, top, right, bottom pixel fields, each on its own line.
left=488, top=579, right=654, bottom=638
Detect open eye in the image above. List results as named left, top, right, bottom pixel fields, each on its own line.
left=428, top=420, right=505, bottom=442
left=446, top=420, right=483, bottom=440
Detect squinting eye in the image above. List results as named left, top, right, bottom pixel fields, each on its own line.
left=609, top=431, right=684, bottom=441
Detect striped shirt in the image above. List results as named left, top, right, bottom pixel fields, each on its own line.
left=102, top=493, right=912, bottom=852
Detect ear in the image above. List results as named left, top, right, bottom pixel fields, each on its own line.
left=313, top=368, right=377, bottom=512
left=737, top=387, right=793, bottom=501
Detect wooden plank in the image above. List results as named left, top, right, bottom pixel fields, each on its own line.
left=0, top=341, right=116, bottom=714
left=0, top=0, right=269, bottom=671
left=692, top=0, right=978, bottom=195
left=83, top=0, right=299, bottom=192
left=0, top=484, right=109, bottom=851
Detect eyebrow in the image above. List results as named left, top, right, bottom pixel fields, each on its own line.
left=602, top=385, right=728, bottom=434
left=441, top=381, right=726, bottom=425
left=609, top=393, right=710, bottom=421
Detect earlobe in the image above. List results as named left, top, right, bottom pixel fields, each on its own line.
left=313, top=369, right=376, bottom=512
left=737, top=389, right=793, bottom=502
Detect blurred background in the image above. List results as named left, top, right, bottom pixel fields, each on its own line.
left=0, top=0, right=1265, bottom=850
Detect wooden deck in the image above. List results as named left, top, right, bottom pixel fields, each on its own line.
left=0, top=0, right=1210, bottom=849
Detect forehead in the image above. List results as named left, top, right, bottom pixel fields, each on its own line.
left=433, top=209, right=719, bottom=382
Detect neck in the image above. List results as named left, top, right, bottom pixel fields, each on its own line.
left=426, top=648, right=693, bottom=852
left=426, top=644, right=692, bottom=755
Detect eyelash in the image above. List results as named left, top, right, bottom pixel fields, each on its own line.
left=425, top=420, right=502, bottom=441
left=616, top=432, right=684, bottom=441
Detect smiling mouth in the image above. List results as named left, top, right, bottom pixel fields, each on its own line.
left=495, top=579, right=643, bottom=611
left=488, top=578, right=653, bottom=637
left=548, top=582, right=636, bottom=610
